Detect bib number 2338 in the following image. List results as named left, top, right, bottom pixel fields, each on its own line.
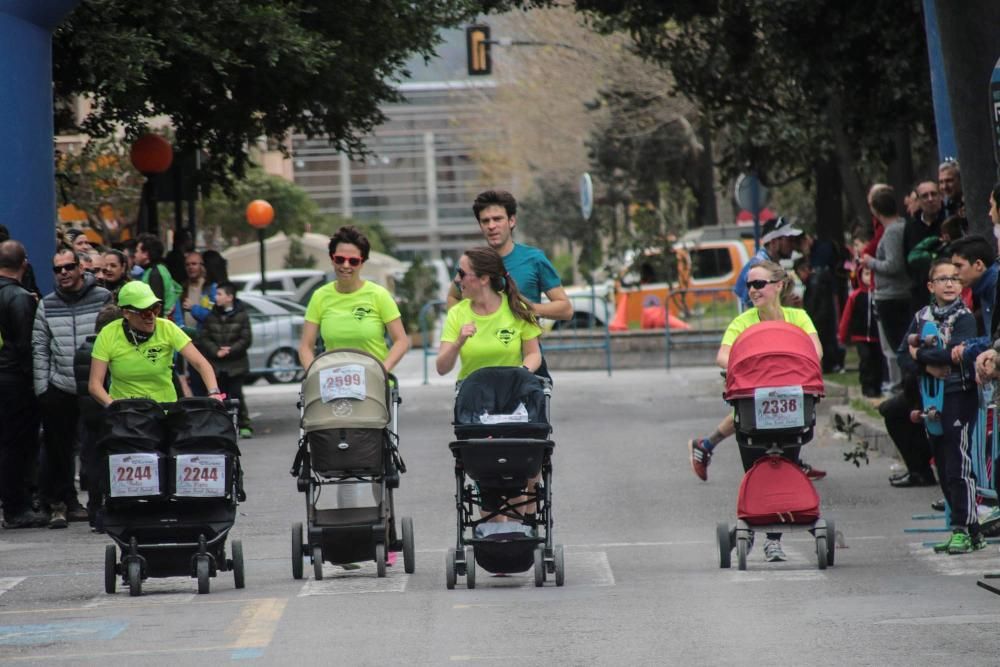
left=753, top=386, right=805, bottom=429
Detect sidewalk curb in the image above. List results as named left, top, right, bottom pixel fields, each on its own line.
left=824, top=382, right=894, bottom=456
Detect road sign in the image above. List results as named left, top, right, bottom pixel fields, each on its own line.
left=580, top=172, right=593, bottom=221
left=734, top=173, right=769, bottom=214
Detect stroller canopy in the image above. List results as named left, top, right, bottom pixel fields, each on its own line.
left=454, top=367, right=549, bottom=439
left=302, top=349, right=390, bottom=432
left=724, top=321, right=824, bottom=399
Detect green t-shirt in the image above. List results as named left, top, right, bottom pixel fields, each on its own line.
left=304, top=281, right=401, bottom=361
left=721, top=306, right=817, bottom=347
left=441, top=295, right=541, bottom=380
left=91, top=318, right=192, bottom=403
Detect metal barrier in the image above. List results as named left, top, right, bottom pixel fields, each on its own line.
left=540, top=285, right=612, bottom=376
left=419, top=300, right=446, bottom=385
left=663, top=287, right=738, bottom=369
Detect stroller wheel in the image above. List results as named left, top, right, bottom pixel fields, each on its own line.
left=375, top=543, right=387, bottom=578
left=196, top=556, right=211, bottom=594
left=291, top=523, right=304, bottom=580
left=312, top=546, right=323, bottom=581
left=231, top=540, right=245, bottom=589
left=716, top=522, right=732, bottom=569
left=104, top=545, right=117, bottom=594
left=815, top=535, right=828, bottom=570
left=445, top=549, right=457, bottom=590
left=533, top=547, right=545, bottom=587
left=401, top=517, right=415, bottom=574
left=464, top=546, right=476, bottom=589
left=736, top=536, right=748, bottom=571
left=553, top=545, right=565, bottom=587
left=127, top=560, right=142, bottom=597
left=825, top=519, right=836, bottom=566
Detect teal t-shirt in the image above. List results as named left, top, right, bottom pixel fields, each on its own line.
left=304, top=280, right=401, bottom=361
left=502, top=243, right=562, bottom=304
left=441, top=295, right=541, bottom=380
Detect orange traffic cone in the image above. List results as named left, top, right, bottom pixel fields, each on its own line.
left=668, top=313, right=691, bottom=330
left=609, top=293, right=629, bottom=331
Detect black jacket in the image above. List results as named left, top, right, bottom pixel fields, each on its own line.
left=197, top=301, right=252, bottom=377
left=0, top=276, right=38, bottom=380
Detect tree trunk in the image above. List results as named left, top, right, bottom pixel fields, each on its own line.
left=826, top=96, right=869, bottom=227
left=691, top=120, right=719, bottom=227
left=886, top=125, right=915, bottom=200
left=814, top=157, right=844, bottom=243
left=933, top=1, right=1000, bottom=236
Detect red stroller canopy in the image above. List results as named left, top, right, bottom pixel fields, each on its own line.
left=724, top=320, right=824, bottom=399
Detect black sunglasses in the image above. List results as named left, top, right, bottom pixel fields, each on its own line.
left=746, top=279, right=780, bottom=290
left=455, top=267, right=467, bottom=280
left=53, top=262, right=78, bottom=273
left=332, top=255, right=362, bottom=267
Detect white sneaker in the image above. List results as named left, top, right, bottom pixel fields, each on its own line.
left=763, top=539, right=786, bottom=562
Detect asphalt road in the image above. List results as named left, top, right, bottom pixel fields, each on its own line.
left=0, top=353, right=998, bottom=665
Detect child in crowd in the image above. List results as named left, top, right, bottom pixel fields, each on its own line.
left=906, top=215, right=967, bottom=307
left=196, top=282, right=253, bottom=438
left=838, top=266, right=882, bottom=397
left=898, top=258, right=984, bottom=553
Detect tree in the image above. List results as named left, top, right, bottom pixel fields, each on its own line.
left=395, top=257, right=440, bottom=334
left=53, top=0, right=501, bottom=187
left=200, top=168, right=322, bottom=246
left=283, top=236, right=316, bottom=269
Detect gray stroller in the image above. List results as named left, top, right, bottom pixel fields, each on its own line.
left=290, top=349, right=413, bottom=579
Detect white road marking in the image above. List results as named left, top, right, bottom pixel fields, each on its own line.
left=297, top=562, right=408, bottom=596
left=462, top=550, right=614, bottom=589
left=907, top=542, right=997, bottom=576
left=877, top=613, right=1000, bottom=626
left=0, top=578, right=24, bottom=597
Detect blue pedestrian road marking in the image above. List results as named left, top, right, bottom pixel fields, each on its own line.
left=0, top=619, right=127, bottom=646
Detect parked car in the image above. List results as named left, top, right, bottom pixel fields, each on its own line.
left=539, top=281, right=615, bottom=331
left=230, top=269, right=325, bottom=305
left=236, top=293, right=307, bottom=384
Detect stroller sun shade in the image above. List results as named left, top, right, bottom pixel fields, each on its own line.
left=301, top=349, right=390, bottom=432
left=454, top=366, right=549, bottom=439
left=724, top=321, right=824, bottom=400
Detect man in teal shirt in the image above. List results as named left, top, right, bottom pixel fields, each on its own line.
left=448, top=189, right=572, bottom=380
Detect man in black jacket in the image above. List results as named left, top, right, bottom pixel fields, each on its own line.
left=0, top=241, right=46, bottom=528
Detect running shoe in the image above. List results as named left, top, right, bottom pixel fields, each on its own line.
left=688, top=438, right=712, bottom=481
left=239, top=427, right=254, bottom=439
left=946, top=530, right=973, bottom=554
left=763, top=539, right=786, bottom=562
left=387, top=551, right=397, bottom=567
left=971, top=532, right=988, bottom=552
left=800, top=462, right=827, bottom=480
left=48, top=503, right=68, bottom=530
left=931, top=498, right=946, bottom=512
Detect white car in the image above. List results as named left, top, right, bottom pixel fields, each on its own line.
left=230, top=269, right=326, bottom=304
left=540, top=281, right=615, bottom=331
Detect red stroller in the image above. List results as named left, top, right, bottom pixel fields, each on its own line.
left=715, top=321, right=835, bottom=571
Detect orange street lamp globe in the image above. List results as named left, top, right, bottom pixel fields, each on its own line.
left=246, top=199, right=275, bottom=228
left=129, top=134, right=174, bottom=174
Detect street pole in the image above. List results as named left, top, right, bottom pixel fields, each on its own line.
left=258, top=228, right=267, bottom=295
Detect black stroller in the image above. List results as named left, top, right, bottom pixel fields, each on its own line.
left=99, top=398, right=246, bottom=596
left=447, top=367, right=564, bottom=589
left=290, top=349, right=413, bottom=579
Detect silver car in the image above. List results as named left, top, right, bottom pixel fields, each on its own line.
left=237, top=294, right=306, bottom=384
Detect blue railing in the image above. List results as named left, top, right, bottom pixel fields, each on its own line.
left=663, top=287, right=738, bottom=369
left=419, top=300, right=446, bottom=385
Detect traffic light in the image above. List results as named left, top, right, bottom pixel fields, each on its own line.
left=466, top=25, right=491, bottom=76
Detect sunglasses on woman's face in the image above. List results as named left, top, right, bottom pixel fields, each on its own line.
left=455, top=267, right=467, bottom=280
left=332, top=255, right=362, bottom=267
left=746, top=279, right=780, bottom=290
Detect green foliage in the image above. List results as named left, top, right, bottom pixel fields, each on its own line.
left=519, top=177, right=603, bottom=282
left=395, top=257, right=440, bottom=334
left=200, top=168, right=320, bottom=245
left=284, top=236, right=316, bottom=269
left=551, top=252, right=575, bottom=286
left=53, top=0, right=494, bottom=187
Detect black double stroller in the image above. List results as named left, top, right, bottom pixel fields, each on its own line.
left=447, top=367, right=564, bottom=588
left=290, top=349, right=413, bottom=579
left=99, top=397, right=246, bottom=596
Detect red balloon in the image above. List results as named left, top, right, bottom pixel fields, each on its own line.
left=129, top=134, right=174, bottom=174
left=246, top=200, right=275, bottom=228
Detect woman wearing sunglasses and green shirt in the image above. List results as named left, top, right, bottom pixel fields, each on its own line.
left=88, top=281, right=222, bottom=406
left=298, top=226, right=410, bottom=373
